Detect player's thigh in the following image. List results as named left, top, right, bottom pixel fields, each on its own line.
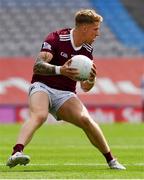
left=29, top=91, right=49, bottom=120
left=57, top=96, right=91, bottom=127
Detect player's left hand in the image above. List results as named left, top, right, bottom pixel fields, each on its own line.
left=88, top=63, right=97, bottom=82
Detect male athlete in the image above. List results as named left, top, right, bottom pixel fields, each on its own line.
left=7, top=9, right=126, bottom=170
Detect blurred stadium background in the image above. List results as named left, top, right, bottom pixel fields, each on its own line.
left=0, top=0, right=144, bottom=124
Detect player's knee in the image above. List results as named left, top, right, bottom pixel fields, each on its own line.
left=79, top=115, right=92, bottom=130
left=34, top=111, right=48, bottom=126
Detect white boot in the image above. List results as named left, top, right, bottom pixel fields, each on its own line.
left=6, top=152, right=30, bottom=168
left=108, top=159, right=126, bottom=170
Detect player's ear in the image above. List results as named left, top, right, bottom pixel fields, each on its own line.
left=83, top=25, right=87, bottom=32
left=80, top=24, right=87, bottom=33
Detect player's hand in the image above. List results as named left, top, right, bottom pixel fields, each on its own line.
left=60, top=59, right=80, bottom=81
left=88, top=63, right=97, bottom=82
left=80, top=63, right=97, bottom=92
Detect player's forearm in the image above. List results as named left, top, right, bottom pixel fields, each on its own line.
left=33, top=57, right=60, bottom=75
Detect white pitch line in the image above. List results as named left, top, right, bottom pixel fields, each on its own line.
left=111, top=145, right=144, bottom=149
left=0, top=163, right=144, bottom=166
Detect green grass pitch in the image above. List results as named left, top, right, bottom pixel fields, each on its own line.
left=0, top=123, right=144, bottom=179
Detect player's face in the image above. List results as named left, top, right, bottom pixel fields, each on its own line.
left=84, top=22, right=101, bottom=44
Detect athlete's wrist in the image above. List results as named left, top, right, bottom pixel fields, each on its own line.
left=55, top=66, right=61, bottom=75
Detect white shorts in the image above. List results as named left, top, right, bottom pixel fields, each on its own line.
left=28, top=82, right=77, bottom=119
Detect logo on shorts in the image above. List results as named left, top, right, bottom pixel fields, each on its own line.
left=29, top=85, right=35, bottom=95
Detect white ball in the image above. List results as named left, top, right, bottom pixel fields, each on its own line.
left=70, top=55, right=93, bottom=81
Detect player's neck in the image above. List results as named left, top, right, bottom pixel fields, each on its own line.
left=72, top=28, right=84, bottom=47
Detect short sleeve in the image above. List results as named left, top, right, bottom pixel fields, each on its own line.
left=40, top=32, right=59, bottom=56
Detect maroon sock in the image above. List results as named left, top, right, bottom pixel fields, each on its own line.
left=103, top=152, right=114, bottom=163
left=12, top=144, right=24, bottom=155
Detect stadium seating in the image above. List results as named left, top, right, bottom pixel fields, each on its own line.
left=91, top=0, right=144, bottom=53
left=121, top=0, right=144, bottom=29
left=0, top=0, right=143, bottom=57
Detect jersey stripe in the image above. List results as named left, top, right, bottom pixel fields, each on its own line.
left=83, top=44, right=93, bottom=52
left=59, top=35, right=70, bottom=38
left=60, top=38, right=71, bottom=41
left=59, top=34, right=70, bottom=41
left=85, top=43, right=92, bottom=49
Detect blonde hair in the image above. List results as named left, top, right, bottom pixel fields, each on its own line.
left=75, top=9, right=103, bottom=26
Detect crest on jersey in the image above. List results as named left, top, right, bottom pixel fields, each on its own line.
left=42, top=42, right=52, bottom=50
left=60, top=52, right=68, bottom=58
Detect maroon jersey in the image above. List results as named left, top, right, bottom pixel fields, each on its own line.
left=31, top=28, right=93, bottom=92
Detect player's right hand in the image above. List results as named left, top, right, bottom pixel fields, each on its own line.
left=60, top=59, right=80, bottom=81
